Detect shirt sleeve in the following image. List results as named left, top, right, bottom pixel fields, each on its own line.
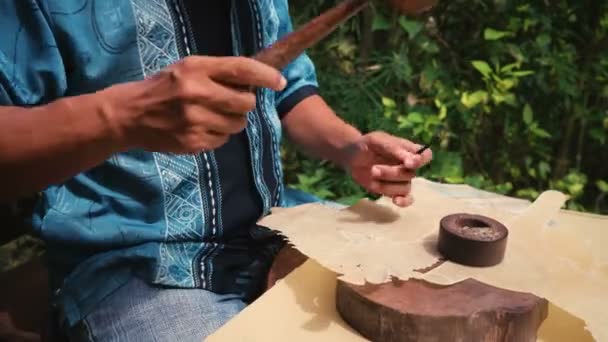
left=0, top=0, right=66, bottom=106
left=272, top=0, right=319, bottom=119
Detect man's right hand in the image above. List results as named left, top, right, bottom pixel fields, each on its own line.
left=99, top=56, right=286, bottom=154
left=0, top=55, right=285, bottom=200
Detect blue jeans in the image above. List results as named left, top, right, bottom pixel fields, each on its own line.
left=67, top=277, right=246, bottom=342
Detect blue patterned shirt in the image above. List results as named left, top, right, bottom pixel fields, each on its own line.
left=0, top=0, right=319, bottom=327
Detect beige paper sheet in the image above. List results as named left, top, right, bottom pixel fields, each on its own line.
left=259, top=178, right=521, bottom=286
left=207, top=259, right=594, bottom=342
left=255, top=178, right=607, bottom=341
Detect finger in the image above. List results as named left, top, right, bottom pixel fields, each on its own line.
left=371, top=165, right=415, bottom=182
left=206, top=56, right=287, bottom=91
left=404, top=142, right=433, bottom=168
left=205, top=112, right=248, bottom=135
left=369, top=180, right=412, bottom=197
left=419, top=147, right=433, bottom=166
left=184, top=104, right=248, bottom=134
left=171, top=129, right=229, bottom=154
left=182, top=80, right=257, bottom=115
left=206, top=84, right=257, bottom=114
left=367, top=132, right=422, bottom=168
left=392, top=194, right=414, bottom=208
left=403, top=151, right=423, bottom=169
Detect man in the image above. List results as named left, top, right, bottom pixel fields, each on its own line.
left=0, top=0, right=432, bottom=341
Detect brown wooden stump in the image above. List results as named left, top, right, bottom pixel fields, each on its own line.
left=336, top=278, right=548, bottom=342
left=266, top=246, right=549, bottom=341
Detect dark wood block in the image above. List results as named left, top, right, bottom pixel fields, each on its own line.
left=336, top=278, right=548, bottom=342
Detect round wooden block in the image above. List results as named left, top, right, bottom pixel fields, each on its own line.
left=336, top=278, right=548, bottom=342
left=438, top=213, right=509, bottom=267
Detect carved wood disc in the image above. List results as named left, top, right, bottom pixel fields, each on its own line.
left=336, top=278, right=548, bottom=342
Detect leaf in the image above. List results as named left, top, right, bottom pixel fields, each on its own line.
left=335, top=40, right=357, bottom=58
left=510, top=70, right=535, bottom=77
left=536, top=34, right=551, bottom=48
left=381, top=96, right=396, bottom=109
left=568, top=183, right=585, bottom=198
left=314, top=189, right=335, bottom=199
left=531, top=126, right=551, bottom=138
left=510, top=166, right=521, bottom=178
left=484, top=28, right=512, bottom=40
left=523, top=18, right=538, bottom=31
left=399, top=17, right=423, bottom=37
left=438, top=105, right=447, bottom=120
left=372, top=14, right=391, bottom=31
left=422, top=65, right=440, bottom=83
left=471, top=60, right=493, bottom=78
left=497, top=78, right=518, bottom=91
left=491, top=92, right=517, bottom=106
left=397, top=116, right=413, bottom=129
left=444, top=176, right=465, bottom=184
left=516, top=188, right=539, bottom=200
left=434, top=98, right=443, bottom=108
left=494, top=182, right=513, bottom=194
left=538, top=161, right=551, bottom=179
left=420, top=40, right=440, bottom=53
left=501, top=63, right=520, bottom=73
left=460, top=91, right=488, bottom=108
left=597, top=180, right=608, bottom=193
left=406, top=112, right=424, bottom=123
left=464, top=174, right=486, bottom=188
left=523, top=103, right=534, bottom=125
left=428, top=151, right=463, bottom=180
left=420, top=65, right=440, bottom=90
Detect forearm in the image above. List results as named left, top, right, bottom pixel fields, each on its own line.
left=0, top=93, right=120, bottom=202
left=281, top=95, right=362, bottom=168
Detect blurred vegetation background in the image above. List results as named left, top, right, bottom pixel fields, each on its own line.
left=283, top=0, right=608, bottom=214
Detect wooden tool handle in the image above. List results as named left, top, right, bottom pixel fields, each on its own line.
left=253, top=0, right=370, bottom=70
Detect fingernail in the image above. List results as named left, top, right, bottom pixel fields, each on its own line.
left=278, top=76, right=287, bottom=90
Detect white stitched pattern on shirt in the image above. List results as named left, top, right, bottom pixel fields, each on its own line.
left=171, top=0, right=191, bottom=55
left=251, top=0, right=284, bottom=207
left=202, top=153, right=217, bottom=235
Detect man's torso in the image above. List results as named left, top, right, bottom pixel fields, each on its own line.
left=0, top=0, right=295, bottom=326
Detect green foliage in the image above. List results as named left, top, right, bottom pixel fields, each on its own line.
left=0, top=236, right=44, bottom=272
left=285, top=0, right=608, bottom=214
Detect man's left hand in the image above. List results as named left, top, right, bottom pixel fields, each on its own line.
left=344, top=131, right=433, bottom=207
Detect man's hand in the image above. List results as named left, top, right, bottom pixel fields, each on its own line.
left=100, top=56, right=286, bottom=154
left=0, top=55, right=286, bottom=200
left=281, top=97, right=432, bottom=208
left=344, top=131, right=433, bottom=207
